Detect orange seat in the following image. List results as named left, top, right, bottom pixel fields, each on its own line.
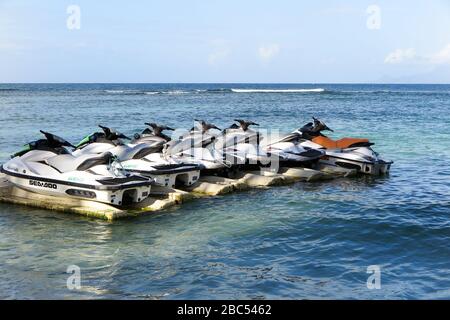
left=312, top=136, right=370, bottom=149
left=312, top=136, right=338, bottom=149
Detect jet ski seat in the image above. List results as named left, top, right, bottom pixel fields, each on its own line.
left=312, top=136, right=372, bottom=149
left=109, top=144, right=159, bottom=161
left=131, top=145, right=164, bottom=159
left=272, top=132, right=301, bottom=144
left=46, top=153, right=112, bottom=173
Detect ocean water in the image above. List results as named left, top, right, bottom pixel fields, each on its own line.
left=0, top=83, right=449, bottom=299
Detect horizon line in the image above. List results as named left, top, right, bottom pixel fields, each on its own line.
left=1, top=82, right=450, bottom=85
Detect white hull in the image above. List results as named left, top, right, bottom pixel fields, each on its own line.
left=75, top=142, right=201, bottom=188
left=320, top=155, right=392, bottom=175
left=3, top=170, right=151, bottom=206
left=125, top=168, right=199, bottom=187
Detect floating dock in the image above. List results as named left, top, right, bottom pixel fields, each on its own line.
left=0, top=165, right=355, bottom=220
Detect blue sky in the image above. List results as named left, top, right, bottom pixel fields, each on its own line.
left=1, top=0, right=450, bottom=83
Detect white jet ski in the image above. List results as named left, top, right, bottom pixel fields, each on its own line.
left=263, top=128, right=326, bottom=168
left=163, top=120, right=233, bottom=176
left=165, top=119, right=276, bottom=176
left=0, top=131, right=152, bottom=206
left=214, top=118, right=322, bottom=173
left=132, top=122, right=174, bottom=148
left=297, top=117, right=393, bottom=175
left=74, top=125, right=201, bottom=187
left=214, top=119, right=273, bottom=170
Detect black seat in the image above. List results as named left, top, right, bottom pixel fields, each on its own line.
left=77, top=153, right=114, bottom=171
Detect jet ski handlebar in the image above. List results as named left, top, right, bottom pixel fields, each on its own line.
left=98, top=125, right=131, bottom=140
left=11, top=131, right=75, bottom=158
left=40, top=130, right=76, bottom=148
left=233, top=119, right=259, bottom=131
left=144, top=122, right=175, bottom=134
left=194, top=119, right=221, bottom=132
left=312, top=117, right=334, bottom=132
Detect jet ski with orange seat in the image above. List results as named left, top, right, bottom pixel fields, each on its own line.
left=0, top=130, right=153, bottom=206
left=296, top=117, right=393, bottom=175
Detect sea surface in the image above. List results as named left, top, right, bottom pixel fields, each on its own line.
left=0, top=83, right=449, bottom=299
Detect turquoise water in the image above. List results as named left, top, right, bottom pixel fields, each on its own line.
left=0, top=83, right=449, bottom=299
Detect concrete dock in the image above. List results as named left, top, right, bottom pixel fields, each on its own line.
left=0, top=165, right=355, bottom=220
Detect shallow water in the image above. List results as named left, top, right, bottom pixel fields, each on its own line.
left=0, top=83, right=449, bottom=299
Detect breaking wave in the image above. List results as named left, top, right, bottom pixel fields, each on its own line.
left=103, top=88, right=328, bottom=95
left=104, top=89, right=190, bottom=95
left=230, top=88, right=326, bottom=93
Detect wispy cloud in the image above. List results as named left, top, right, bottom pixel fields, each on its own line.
left=429, top=44, right=450, bottom=64
left=384, top=44, right=450, bottom=65
left=208, top=39, right=230, bottom=66
left=258, top=44, right=280, bottom=63
left=384, top=48, right=416, bottom=64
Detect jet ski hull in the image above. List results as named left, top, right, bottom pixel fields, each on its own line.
left=123, top=163, right=200, bottom=187
left=1, top=165, right=152, bottom=206
left=275, top=159, right=320, bottom=169
left=264, top=141, right=326, bottom=170
left=75, top=142, right=202, bottom=188
left=319, top=154, right=392, bottom=175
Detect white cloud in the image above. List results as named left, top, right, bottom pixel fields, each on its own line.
left=384, top=44, right=450, bottom=65
left=429, top=44, right=450, bottom=64
left=208, top=39, right=230, bottom=66
left=384, top=48, right=416, bottom=64
left=258, top=44, right=280, bottom=63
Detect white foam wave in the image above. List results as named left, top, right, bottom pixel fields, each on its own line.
left=166, top=90, right=190, bottom=95
left=104, top=90, right=125, bottom=93
left=231, top=88, right=325, bottom=93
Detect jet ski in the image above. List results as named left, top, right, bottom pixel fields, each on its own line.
left=214, top=119, right=273, bottom=170
left=0, top=131, right=152, bottom=206
left=165, top=119, right=279, bottom=175
left=297, top=117, right=393, bottom=175
left=163, top=120, right=233, bottom=176
left=74, top=125, right=201, bottom=187
left=248, top=119, right=326, bottom=168
left=132, top=122, right=174, bottom=147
